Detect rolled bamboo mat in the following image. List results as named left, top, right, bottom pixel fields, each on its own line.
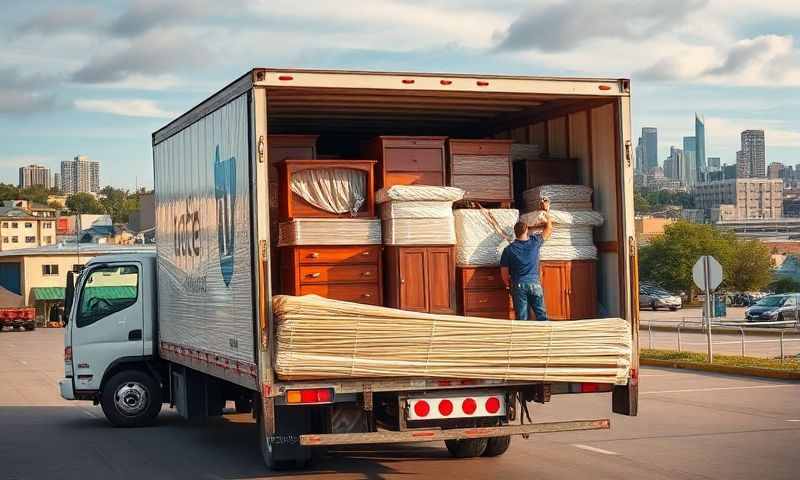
left=273, top=295, right=632, bottom=385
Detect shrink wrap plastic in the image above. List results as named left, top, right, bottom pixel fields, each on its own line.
left=520, top=210, right=604, bottom=227
left=273, top=294, right=632, bottom=384
left=278, top=218, right=382, bottom=246
left=523, top=184, right=593, bottom=204
left=376, top=185, right=465, bottom=203
left=383, top=217, right=456, bottom=245
left=454, top=209, right=519, bottom=266
left=380, top=201, right=453, bottom=219
left=525, top=200, right=593, bottom=212
left=541, top=245, right=598, bottom=261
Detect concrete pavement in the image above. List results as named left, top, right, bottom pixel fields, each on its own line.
left=1, top=328, right=799, bottom=479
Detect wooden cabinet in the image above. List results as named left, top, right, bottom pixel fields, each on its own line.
left=278, top=159, right=376, bottom=221
left=447, top=139, right=513, bottom=203
left=384, top=246, right=455, bottom=314
left=281, top=245, right=382, bottom=306
left=539, top=260, right=597, bottom=320
left=457, top=266, right=513, bottom=319
left=365, top=136, right=447, bottom=189
left=523, top=158, right=579, bottom=190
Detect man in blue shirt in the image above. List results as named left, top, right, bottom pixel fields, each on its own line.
left=500, top=200, right=553, bottom=320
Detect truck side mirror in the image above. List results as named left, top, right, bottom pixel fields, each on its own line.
left=64, top=271, right=75, bottom=323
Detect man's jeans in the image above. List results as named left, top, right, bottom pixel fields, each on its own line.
left=510, top=282, right=548, bottom=321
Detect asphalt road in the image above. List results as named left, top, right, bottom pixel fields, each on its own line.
left=2, top=328, right=800, bottom=480
left=639, top=307, right=800, bottom=358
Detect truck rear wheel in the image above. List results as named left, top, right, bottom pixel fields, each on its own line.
left=445, top=438, right=488, bottom=458
left=100, top=370, right=162, bottom=427
left=482, top=435, right=511, bottom=457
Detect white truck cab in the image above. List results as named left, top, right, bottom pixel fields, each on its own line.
left=60, top=252, right=163, bottom=426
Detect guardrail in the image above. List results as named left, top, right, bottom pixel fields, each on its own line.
left=642, top=317, right=799, bottom=363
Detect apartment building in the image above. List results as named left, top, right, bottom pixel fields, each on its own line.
left=693, top=178, right=783, bottom=220
left=61, top=155, right=100, bottom=194
left=19, top=164, right=52, bottom=189
left=0, top=204, right=57, bottom=251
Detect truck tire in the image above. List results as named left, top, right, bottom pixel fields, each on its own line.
left=24, top=322, right=35, bottom=331
left=482, top=435, right=511, bottom=457
left=100, top=370, right=162, bottom=427
left=445, top=438, right=488, bottom=458
left=258, top=405, right=313, bottom=470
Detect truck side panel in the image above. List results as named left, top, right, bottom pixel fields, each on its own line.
left=153, top=93, right=257, bottom=384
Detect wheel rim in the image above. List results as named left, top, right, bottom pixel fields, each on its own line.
left=114, top=382, right=149, bottom=416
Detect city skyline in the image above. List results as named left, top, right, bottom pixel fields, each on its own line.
left=1, top=1, right=799, bottom=189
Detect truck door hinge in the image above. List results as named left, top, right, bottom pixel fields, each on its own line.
left=624, top=140, right=632, bottom=168
left=257, top=135, right=265, bottom=163
left=361, top=384, right=373, bottom=412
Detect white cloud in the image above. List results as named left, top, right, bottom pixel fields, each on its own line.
left=74, top=99, right=174, bottom=118
left=705, top=116, right=800, bottom=148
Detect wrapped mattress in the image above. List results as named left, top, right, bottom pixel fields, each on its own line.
left=523, top=184, right=593, bottom=204
left=519, top=209, right=603, bottom=260
left=454, top=209, right=519, bottom=266
left=376, top=185, right=464, bottom=203
left=278, top=218, right=382, bottom=246
left=383, top=218, right=455, bottom=245
left=273, top=294, right=632, bottom=384
left=540, top=245, right=598, bottom=261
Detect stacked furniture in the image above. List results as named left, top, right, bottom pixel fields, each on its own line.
left=447, top=139, right=513, bottom=206
left=521, top=184, right=603, bottom=320
left=278, top=159, right=382, bottom=306
left=364, top=136, right=447, bottom=188
left=377, top=185, right=463, bottom=314
left=453, top=208, right=519, bottom=319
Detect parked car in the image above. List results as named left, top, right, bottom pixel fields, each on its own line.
left=639, top=285, right=682, bottom=311
left=745, top=294, right=800, bottom=323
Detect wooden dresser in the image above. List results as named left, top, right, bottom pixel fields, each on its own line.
left=384, top=246, right=455, bottom=314
left=457, top=266, right=513, bottom=319
left=365, top=136, right=447, bottom=188
left=540, top=260, right=597, bottom=320
left=280, top=245, right=382, bottom=306
left=447, top=139, right=513, bottom=204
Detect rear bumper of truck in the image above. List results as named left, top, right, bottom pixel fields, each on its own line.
left=59, top=378, right=75, bottom=400
left=292, top=418, right=609, bottom=447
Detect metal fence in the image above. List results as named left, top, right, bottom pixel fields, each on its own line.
left=642, top=316, right=799, bottom=363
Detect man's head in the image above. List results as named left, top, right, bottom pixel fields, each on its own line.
left=513, top=221, right=528, bottom=241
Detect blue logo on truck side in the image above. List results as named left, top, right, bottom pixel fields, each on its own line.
left=214, top=145, right=236, bottom=286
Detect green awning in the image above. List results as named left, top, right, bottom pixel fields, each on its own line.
left=31, top=287, right=65, bottom=301
left=82, top=286, right=138, bottom=299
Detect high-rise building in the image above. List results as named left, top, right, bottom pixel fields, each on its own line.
left=642, top=127, right=658, bottom=172
left=707, top=157, right=721, bottom=169
left=768, top=162, right=785, bottom=179
left=740, top=130, right=765, bottom=178
left=665, top=146, right=683, bottom=180
left=53, top=173, right=61, bottom=192
left=19, top=165, right=52, bottom=189
left=61, top=155, right=100, bottom=194
left=682, top=136, right=697, bottom=187
left=736, top=150, right=748, bottom=177
left=635, top=137, right=644, bottom=172
left=695, top=114, right=706, bottom=183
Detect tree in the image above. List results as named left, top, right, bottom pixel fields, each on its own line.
left=769, top=277, right=800, bottom=294
left=727, top=239, right=775, bottom=292
left=634, top=192, right=650, bottom=213
left=99, top=186, right=140, bottom=223
left=66, top=193, right=105, bottom=214
left=0, top=183, right=20, bottom=201
left=638, top=221, right=736, bottom=296
left=18, top=185, right=50, bottom=204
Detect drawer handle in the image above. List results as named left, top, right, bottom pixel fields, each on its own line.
left=308, top=252, right=320, bottom=259
left=478, top=299, right=488, bottom=304
left=362, top=293, right=372, bottom=298
left=487, top=276, right=495, bottom=281
left=362, top=271, right=372, bottom=277
left=360, top=251, right=370, bottom=256
left=306, top=273, right=321, bottom=278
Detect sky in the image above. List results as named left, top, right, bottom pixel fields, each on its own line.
left=1, top=0, right=799, bottom=189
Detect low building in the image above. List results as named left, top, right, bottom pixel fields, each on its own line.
left=635, top=216, right=676, bottom=244
left=680, top=208, right=706, bottom=223
left=128, top=192, right=155, bottom=232
left=79, top=225, right=135, bottom=245
left=693, top=178, right=783, bottom=220
left=56, top=214, right=112, bottom=237
left=0, top=244, right=154, bottom=323
left=47, top=195, right=68, bottom=209
left=0, top=205, right=57, bottom=251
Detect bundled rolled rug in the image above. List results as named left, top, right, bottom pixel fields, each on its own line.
left=273, top=294, right=633, bottom=385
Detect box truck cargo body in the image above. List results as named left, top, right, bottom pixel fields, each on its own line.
left=60, top=68, right=639, bottom=469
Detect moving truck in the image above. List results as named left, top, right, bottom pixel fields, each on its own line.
left=59, top=68, right=639, bottom=469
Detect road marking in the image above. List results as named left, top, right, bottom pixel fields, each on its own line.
left=572, top=444, right=619, bottom=455
left=642, top=384, right=800, bottom=395
left=786, top=419, right=800, bottom=422
left=18, top=360, right=28, bottom=365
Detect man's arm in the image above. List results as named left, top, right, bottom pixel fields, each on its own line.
left=540, top=212, right=553, bottom=240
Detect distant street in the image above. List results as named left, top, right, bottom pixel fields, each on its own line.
left=639, top=307, right=800, bottom=358
left=2, top=328, right=799, bottom=480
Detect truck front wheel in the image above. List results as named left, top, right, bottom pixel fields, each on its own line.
left=445, top=438, right=488, bottom=458
left=100, top=370, right=162, bottom=427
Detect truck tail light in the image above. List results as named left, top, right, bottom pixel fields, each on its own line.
left=462, top=398, right=477, bottom=415
left=408, top=394, right=505, bottom=420
left=64, top=346, right=72, bottom=364
left=414, top=400, right=430, bottom=417
left=286, top=388, right=333, bottom=404
left=438, top=399, right=453, bottom=416
left=485, top=397, right=500, bottom=414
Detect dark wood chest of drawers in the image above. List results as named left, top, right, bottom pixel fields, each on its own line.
left=384, top=245, right=455, bottom=314
left=280, top=245, right=382, bottom=306
left=447, top=139, right=513, bottom=203
left=457, top=266, right=513, bottom=319
left=365, top=136, right=447, bottom=188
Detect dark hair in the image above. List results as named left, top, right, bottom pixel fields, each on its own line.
left=514, top=221, right=527, bottom=238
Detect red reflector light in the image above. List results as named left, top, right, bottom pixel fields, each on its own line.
left=581, top=383, right=600, bottom=393
left=287, top=388, right=333, bottom=404
left=440, top=79, right=452, bottom=85
left=438, top=399, right=453, bottom=416
left=402, top=79, right=415, bottom=84
left=462, top=398, right=477, bottom=415
left=64, top=346, right=72, bottom=363
left=414, top=400, right=430, bottom=417
left=476, top=81, right=489, bottom=86
left=316, top=389, right=332, bottom=402
left=301, top=390, right=317, bottom=403
left=278, top=75, right=294, bottom=81
left=485, top=397, right=500, bottom=414
left=598, top=85, right=611, bottom=90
